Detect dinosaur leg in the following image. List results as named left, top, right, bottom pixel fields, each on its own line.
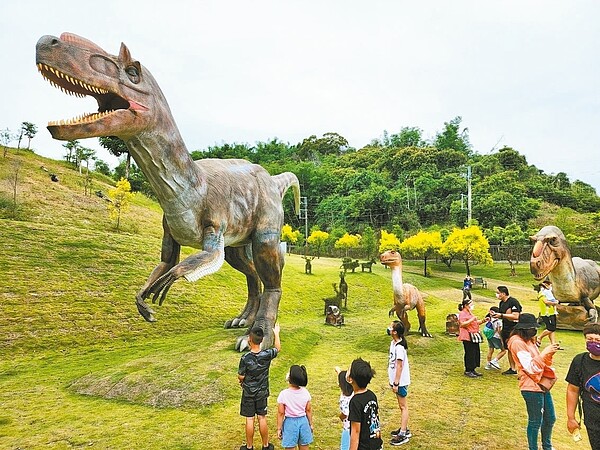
left=142, top=227, right=225, bottom=313
left=415, top=298, right=432, bottom=337
left=224, top=245, right=262, bottom=328
left=236, top=230, right=283, bottom=352
left=136, top=218, right=181, bottom=322
left=401, top=311, right=411, bottom=335
left=582, top=297, right=598, bottom=322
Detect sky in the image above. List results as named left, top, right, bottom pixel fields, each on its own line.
left=2, top=1, right=599, bottom=192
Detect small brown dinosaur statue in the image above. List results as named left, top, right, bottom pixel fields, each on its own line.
left=380, top=250, right=432, bottom=337
left=35, top=33, right=300, bottom=350
left=530, top=225, right=599, bottom=322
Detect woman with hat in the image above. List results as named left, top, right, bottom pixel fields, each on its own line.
left=507, top=313, right=560, bottom=450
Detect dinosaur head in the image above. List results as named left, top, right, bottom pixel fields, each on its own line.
left=380, top=250, right=402, bottom=267
left=36, top=33, right=165, bottom=141
left=529, top=225, right=568, bottom=280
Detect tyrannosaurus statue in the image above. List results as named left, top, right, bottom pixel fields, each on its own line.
left=380, top=250, right=432, bottom=337
left=35, top=32, right=300, bottom=350
left=530, top=225, right=599, bottom=323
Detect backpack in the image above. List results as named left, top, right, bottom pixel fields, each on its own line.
left=482, top=320, right=495, bottom=339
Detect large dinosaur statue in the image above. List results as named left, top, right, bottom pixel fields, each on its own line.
left=379, top=250, right=432, bottom=337
left=530, top=225, right=599, bottom=322
left=35, top=32, right=300, bottom=350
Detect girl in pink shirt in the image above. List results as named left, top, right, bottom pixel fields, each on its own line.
left=277, top=365, right=314, bottom=449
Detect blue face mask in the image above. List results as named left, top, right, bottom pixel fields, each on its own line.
left=586, top=341, right=600, bottom=356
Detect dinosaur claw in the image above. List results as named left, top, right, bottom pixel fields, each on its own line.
left=235, top=335, right=249, bottom=352
left=136, top=299, right=157, bottom=322
left=231, top=318, right=241, bottom=327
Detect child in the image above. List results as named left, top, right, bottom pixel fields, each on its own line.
left=335, top=366, right=354, bottom=450
left=537, top=280, right=559, bottom=345
left=276, top=365, right=314, bottom=450
left=346, top=358, right=383, bottom=450
left=238, top=324, right=281, bottom=450
left=484, top=306, right=506, bottom=370
left=388, top=320, right=411, bottom=446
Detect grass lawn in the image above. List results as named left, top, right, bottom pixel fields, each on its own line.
left=0, top=150, right=592, bottom=449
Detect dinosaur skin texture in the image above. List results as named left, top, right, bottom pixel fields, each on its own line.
left=36, top=33, right=300, bottom=350
left=380, top=250, right=432, bottom=337
left=530, top=225, right=599, bottom=322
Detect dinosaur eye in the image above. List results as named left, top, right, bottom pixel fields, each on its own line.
left=125, top=65, right=140, bottom=83
left=549, top=237, right=559, bottom=246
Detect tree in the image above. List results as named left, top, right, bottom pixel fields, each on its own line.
left=76, top=146, right=96, bottom=175
left=440, top=225, right=493, bottom=275
left=389, top=126, right=425, bottom=148
left=21, top=122, right=37, bottom=150
left=7, top=158, right=23, bottom=218
left=379, top=229, right=401, bottom=253
left=298, top=132, right=349, bottom=161
left=281, top=224, right=302, bottom=253
left=307, top=229, right=329, bottom=258
left=334, top=233, right=361, bottom=256
left=400, top=230, right=443, bottom=277
left=433, top=116, right=471, bottom=155
left=63, top=140, right=80, bottom=165
left=107, top=178, right=134, bottom=232
left=360, top=226, right=378, bottom=258
left=99, top=136, right=131, bottom=179
left=1, top=128, right=12, bottom=158
left=94, top=159, right=112, bottom=176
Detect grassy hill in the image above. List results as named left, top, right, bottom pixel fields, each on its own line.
left=0, top=149, right=591, bottom=449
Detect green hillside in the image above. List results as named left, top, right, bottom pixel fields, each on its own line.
left=0, top=149, right=590, bottom=449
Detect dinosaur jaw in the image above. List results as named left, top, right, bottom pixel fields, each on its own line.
left=531, top=257, right=560, bottom=280
left=37, top=62, right=148, bottom=141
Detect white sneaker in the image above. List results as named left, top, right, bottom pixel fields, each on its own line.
left=490, top=360, right=501, bottom=370
left=484, top=363, right=493, bottom=370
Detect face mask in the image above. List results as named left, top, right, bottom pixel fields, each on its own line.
left=469, top=303, right=475, bottom=310
left=386, top=327, right=392, bottom=336
left=586, top=341, right=600, bottom=356
left=525, top=329, right=537, bottom=339
left=495, top=293, right=501, bottom=299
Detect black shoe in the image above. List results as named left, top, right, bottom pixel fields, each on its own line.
left=502, top=368, right=517, bottom=375
left=390, top=434, right=410, bottom=446
left=240, top=446, right=252, bottom=450
left=391, top=428, right=411, bottom=438
left=262, top=444, right=274, bottom=450
left=472, top=371, right=483, bottom=377
left=464, top=371, right=478, bottom=378
left=391, top=427, right=401, bottom=436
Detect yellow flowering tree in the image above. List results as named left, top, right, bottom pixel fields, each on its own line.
left=307, top=229, right=329, bottom=258
left=378, top=229, right=401, bottom=253
left=334, top=233, right=361, bottom=257
left=400, top=230, right=443, bottom=277
left=107, top=178, right=134, bottom=232
left=440, top=225, right=493, bottom=275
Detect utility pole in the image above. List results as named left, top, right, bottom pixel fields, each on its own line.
left=467, top=165, right=472, bottom=224
left=300, top=196, right=308, bottom=255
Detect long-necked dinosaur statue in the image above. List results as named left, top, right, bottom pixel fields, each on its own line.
left=530, top=225, right=599, bottom=322
left=380, top=250, right=432, bottom=337
left=35, top=33, right=300, bottom=350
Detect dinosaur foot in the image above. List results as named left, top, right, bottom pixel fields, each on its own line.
left=224, top=317, right=248, bottom=329
left=421, top=331, right=433, bottom=338
left=136, top=298, right=157, bottom=323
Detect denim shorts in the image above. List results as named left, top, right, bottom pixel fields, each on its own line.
left=281, top=415, right=313, bottom=447
left=394, top=385, right=408, bottom=398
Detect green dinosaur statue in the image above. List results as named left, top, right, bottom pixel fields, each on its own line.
left=530, top=225, right=599, bottom=323
left=36, top=32, right=300, bottom=350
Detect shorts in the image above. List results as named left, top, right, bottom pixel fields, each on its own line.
left=501, top=328, right=512, bottom=349
left=487, top=336, right=503, bottom=350
left=240, top=394, right=268, bottom=417
left=393, top=385, right=408, bottom=398
left=542, top=315, right=557, bottom=332
left=281, top=415, right=313, bottom=447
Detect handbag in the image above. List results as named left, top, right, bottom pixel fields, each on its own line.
left=537, top=366, right=557, bottom=392
left=469, top=331, right=483, bottom=343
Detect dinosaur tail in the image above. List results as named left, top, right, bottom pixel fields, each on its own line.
left=272, top=172, right=301, bottom=216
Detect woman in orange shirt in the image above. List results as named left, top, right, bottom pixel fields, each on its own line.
left=507, top=313, right=560, bottom=450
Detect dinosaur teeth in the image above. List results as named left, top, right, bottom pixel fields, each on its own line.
left=48, top=110, right=117, bottom=126
left=38, top=63, right=109, bottom=95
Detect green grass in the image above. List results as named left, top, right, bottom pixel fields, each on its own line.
left=0, top=150, right=593, bottom=449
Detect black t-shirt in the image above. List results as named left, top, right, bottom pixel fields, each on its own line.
left=566, top=352, right=600, bottom=431
left=238, top=348, right=278, bottom=399
left=348, top=389, right=383, bottom=450
left=499, top=296, right=522, bottom=333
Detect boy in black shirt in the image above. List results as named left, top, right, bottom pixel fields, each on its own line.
left=566, top=323, right=600, bottom=449
left=238, top=324, right=281, bottom=450
left=346, top=357, right=383, bottom=450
